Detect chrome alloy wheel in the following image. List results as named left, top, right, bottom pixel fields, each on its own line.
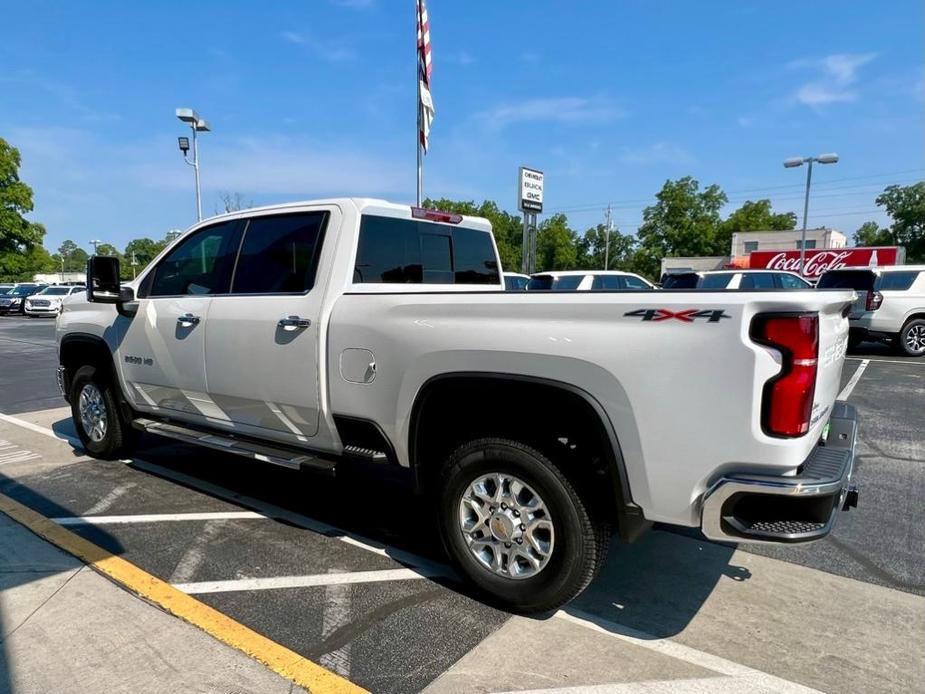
left=78, top=383, right=108, bottom=443
left=458, top=473, right=555, bottom=580
left=905, top=324, right=925, bottom=354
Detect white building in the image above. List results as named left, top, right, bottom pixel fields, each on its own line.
left=730, top=228, right=845, bottom=257
left=33, top=272, right=87, bottom=285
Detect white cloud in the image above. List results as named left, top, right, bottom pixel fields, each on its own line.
left=790, top=52, right=876, bottom=107
left=474, top=95, right=625, bottom=130
left=280, top=31, right=355, bottom=62
left=618, top=141, right=694, bottom=166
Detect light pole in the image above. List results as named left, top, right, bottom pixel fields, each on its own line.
left=176, top=108, right=211, bottom=222
left=783, top=153, right=838, bottom=275
left=89, top=239, right=103, bottom=256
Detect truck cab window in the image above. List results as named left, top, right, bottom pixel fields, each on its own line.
left=148, top=221, right=241, bottom=297
left=232, top=212, right=328, bottom=294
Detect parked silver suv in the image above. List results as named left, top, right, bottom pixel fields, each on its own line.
left=817, top=265, right=925, bottom=356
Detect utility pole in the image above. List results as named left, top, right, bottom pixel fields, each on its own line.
left=89, top=240, right=102, bottom=256
left=131, top=251, right=138, bottom=279
left=603, top=204, right=613, bottom=270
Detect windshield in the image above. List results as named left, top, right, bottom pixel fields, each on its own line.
left=41, top=287, right=71, bottom=296
left=11, top=285, right=39, bottom=296
left=817, top=271, right=875, bottom=291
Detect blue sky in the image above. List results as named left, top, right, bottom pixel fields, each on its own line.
left=2, top=0, right=922, bottom=254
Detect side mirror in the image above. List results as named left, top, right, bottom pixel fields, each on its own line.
left=87, top=256, right=134, bottom=304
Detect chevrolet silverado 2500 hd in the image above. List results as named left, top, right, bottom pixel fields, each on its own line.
left=57, top=199, right=860, bottom=611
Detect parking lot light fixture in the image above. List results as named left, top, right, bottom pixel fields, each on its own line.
left=176, top=107, right=210, bottom=222
left=783, top=153, right=840, bottom=275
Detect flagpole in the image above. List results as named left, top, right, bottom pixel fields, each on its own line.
left=416, top=80, right=423, bottom=206
left=415, top=1, right=423, bottom=206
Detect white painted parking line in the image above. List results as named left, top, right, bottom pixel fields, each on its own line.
left=83, top=482, right=137, bottom=515
left=838, top=358, right=870, bottom=401
left=174, top=568, right=430, bottom=594
left=556, top=610, right=820, bottom=694
left=0, top=412, right=80, bottom=445
left=52, top=511, right=266, bottom=525
left=846, top=356, right=924, bottom=366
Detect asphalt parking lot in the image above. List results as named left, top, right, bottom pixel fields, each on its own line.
left=0, top=315, right=923, bottom=693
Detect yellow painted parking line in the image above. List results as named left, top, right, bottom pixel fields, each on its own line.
left=0, top=491, right=369, bottom=694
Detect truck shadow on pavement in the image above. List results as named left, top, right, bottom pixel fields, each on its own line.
left=41, top=416, right=748, bottom=642
left=0, top=473, right=125, bottom=694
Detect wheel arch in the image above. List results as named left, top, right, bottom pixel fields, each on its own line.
left=408, top=372, right=648, bottom=542
left=59, top=333, right=121, bottom=402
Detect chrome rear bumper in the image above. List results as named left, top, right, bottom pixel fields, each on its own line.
left=701, top=401, right=858, bottom=544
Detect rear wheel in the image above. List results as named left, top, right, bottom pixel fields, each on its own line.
left=70, top=365, right=136, bottom=458
left=438, top=437, right=609, bottom=613
left=898, top=318, right=925, bottom=357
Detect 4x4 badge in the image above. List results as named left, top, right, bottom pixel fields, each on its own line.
left=624, top=308, right=731, bottom=323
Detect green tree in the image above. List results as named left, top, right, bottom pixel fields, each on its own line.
left=721, top=199, right=797, bottom=234
left=634, top=177, right=728, bottom=279
left=874, top=182, right=925, bottom=262
left=576, top=224, right=637, bottom=270
left=0, top=138, right=49, bottom=279
left=422, top=198, right=523, bottom=271
left=535, top=213, right=578, bottom=271
left=55, top=240, right=89, bottom=273
left=854, top=221, right=891, bottom=247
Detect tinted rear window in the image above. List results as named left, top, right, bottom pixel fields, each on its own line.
left=740, top=273, right=776, bottom=289
left=817, top=271, right=875, bottom=290
left=354, top=216, right=499, bottom=285
left=527, top=275, right=553, bottom=290
left=878, top=271, right=919, bottom=291
left=591, top=275, right=625, bottom=290
left=661, top=274, right=699, bottom=289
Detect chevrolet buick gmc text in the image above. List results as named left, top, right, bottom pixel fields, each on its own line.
left=56, top=199, right=860, bottom=611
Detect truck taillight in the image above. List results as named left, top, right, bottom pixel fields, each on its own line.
left=751, top=313, right=819, bottom=438
left=865, top=290, right=883, bottom=311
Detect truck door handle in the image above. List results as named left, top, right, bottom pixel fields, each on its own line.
left=278, top=316, right=312, bottom=331
left=177, top=313, right=200, bottom=327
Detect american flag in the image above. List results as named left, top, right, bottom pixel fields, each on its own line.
left=417, top=0, right=434, bottom=152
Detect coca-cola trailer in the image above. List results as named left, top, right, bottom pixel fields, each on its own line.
left=748, top=247, right=905, bottom=280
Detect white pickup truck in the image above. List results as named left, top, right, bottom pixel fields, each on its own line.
left=57, top=199, right=860, bottom=611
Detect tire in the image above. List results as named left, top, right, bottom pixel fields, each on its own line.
left=70, top=365, right=136, bottom=459
left=897, top=318, right=925, bottom=357
left=847, top=330, right=864, bottom=350
left=438, top=437, right=609, bottom=613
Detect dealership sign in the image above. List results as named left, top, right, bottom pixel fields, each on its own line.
left=749, top=247, right=903, bottom=279
left=518, top=167, right=544, bottom=213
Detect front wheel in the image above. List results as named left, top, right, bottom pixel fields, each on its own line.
left=439, top=438, right=609, bottom=613
left=70, top=365, right=136, bottom=459
left=898, top=318, right=925, bottom=357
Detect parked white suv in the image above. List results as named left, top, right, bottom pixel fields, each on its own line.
left=817, top=265, right=925, bottom=356
left=528, top=270, right=654, bottom=291
left=25, top=285, right=85, bottom=317
left=57, top=198, right=859, bottom=611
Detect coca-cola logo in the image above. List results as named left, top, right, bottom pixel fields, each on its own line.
left=761, top=250, right=855, bottom=278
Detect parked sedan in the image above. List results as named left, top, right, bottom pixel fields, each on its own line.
left=25, top=285, right=85, bottom=317
left=0, top=284, right=44, bottom=315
